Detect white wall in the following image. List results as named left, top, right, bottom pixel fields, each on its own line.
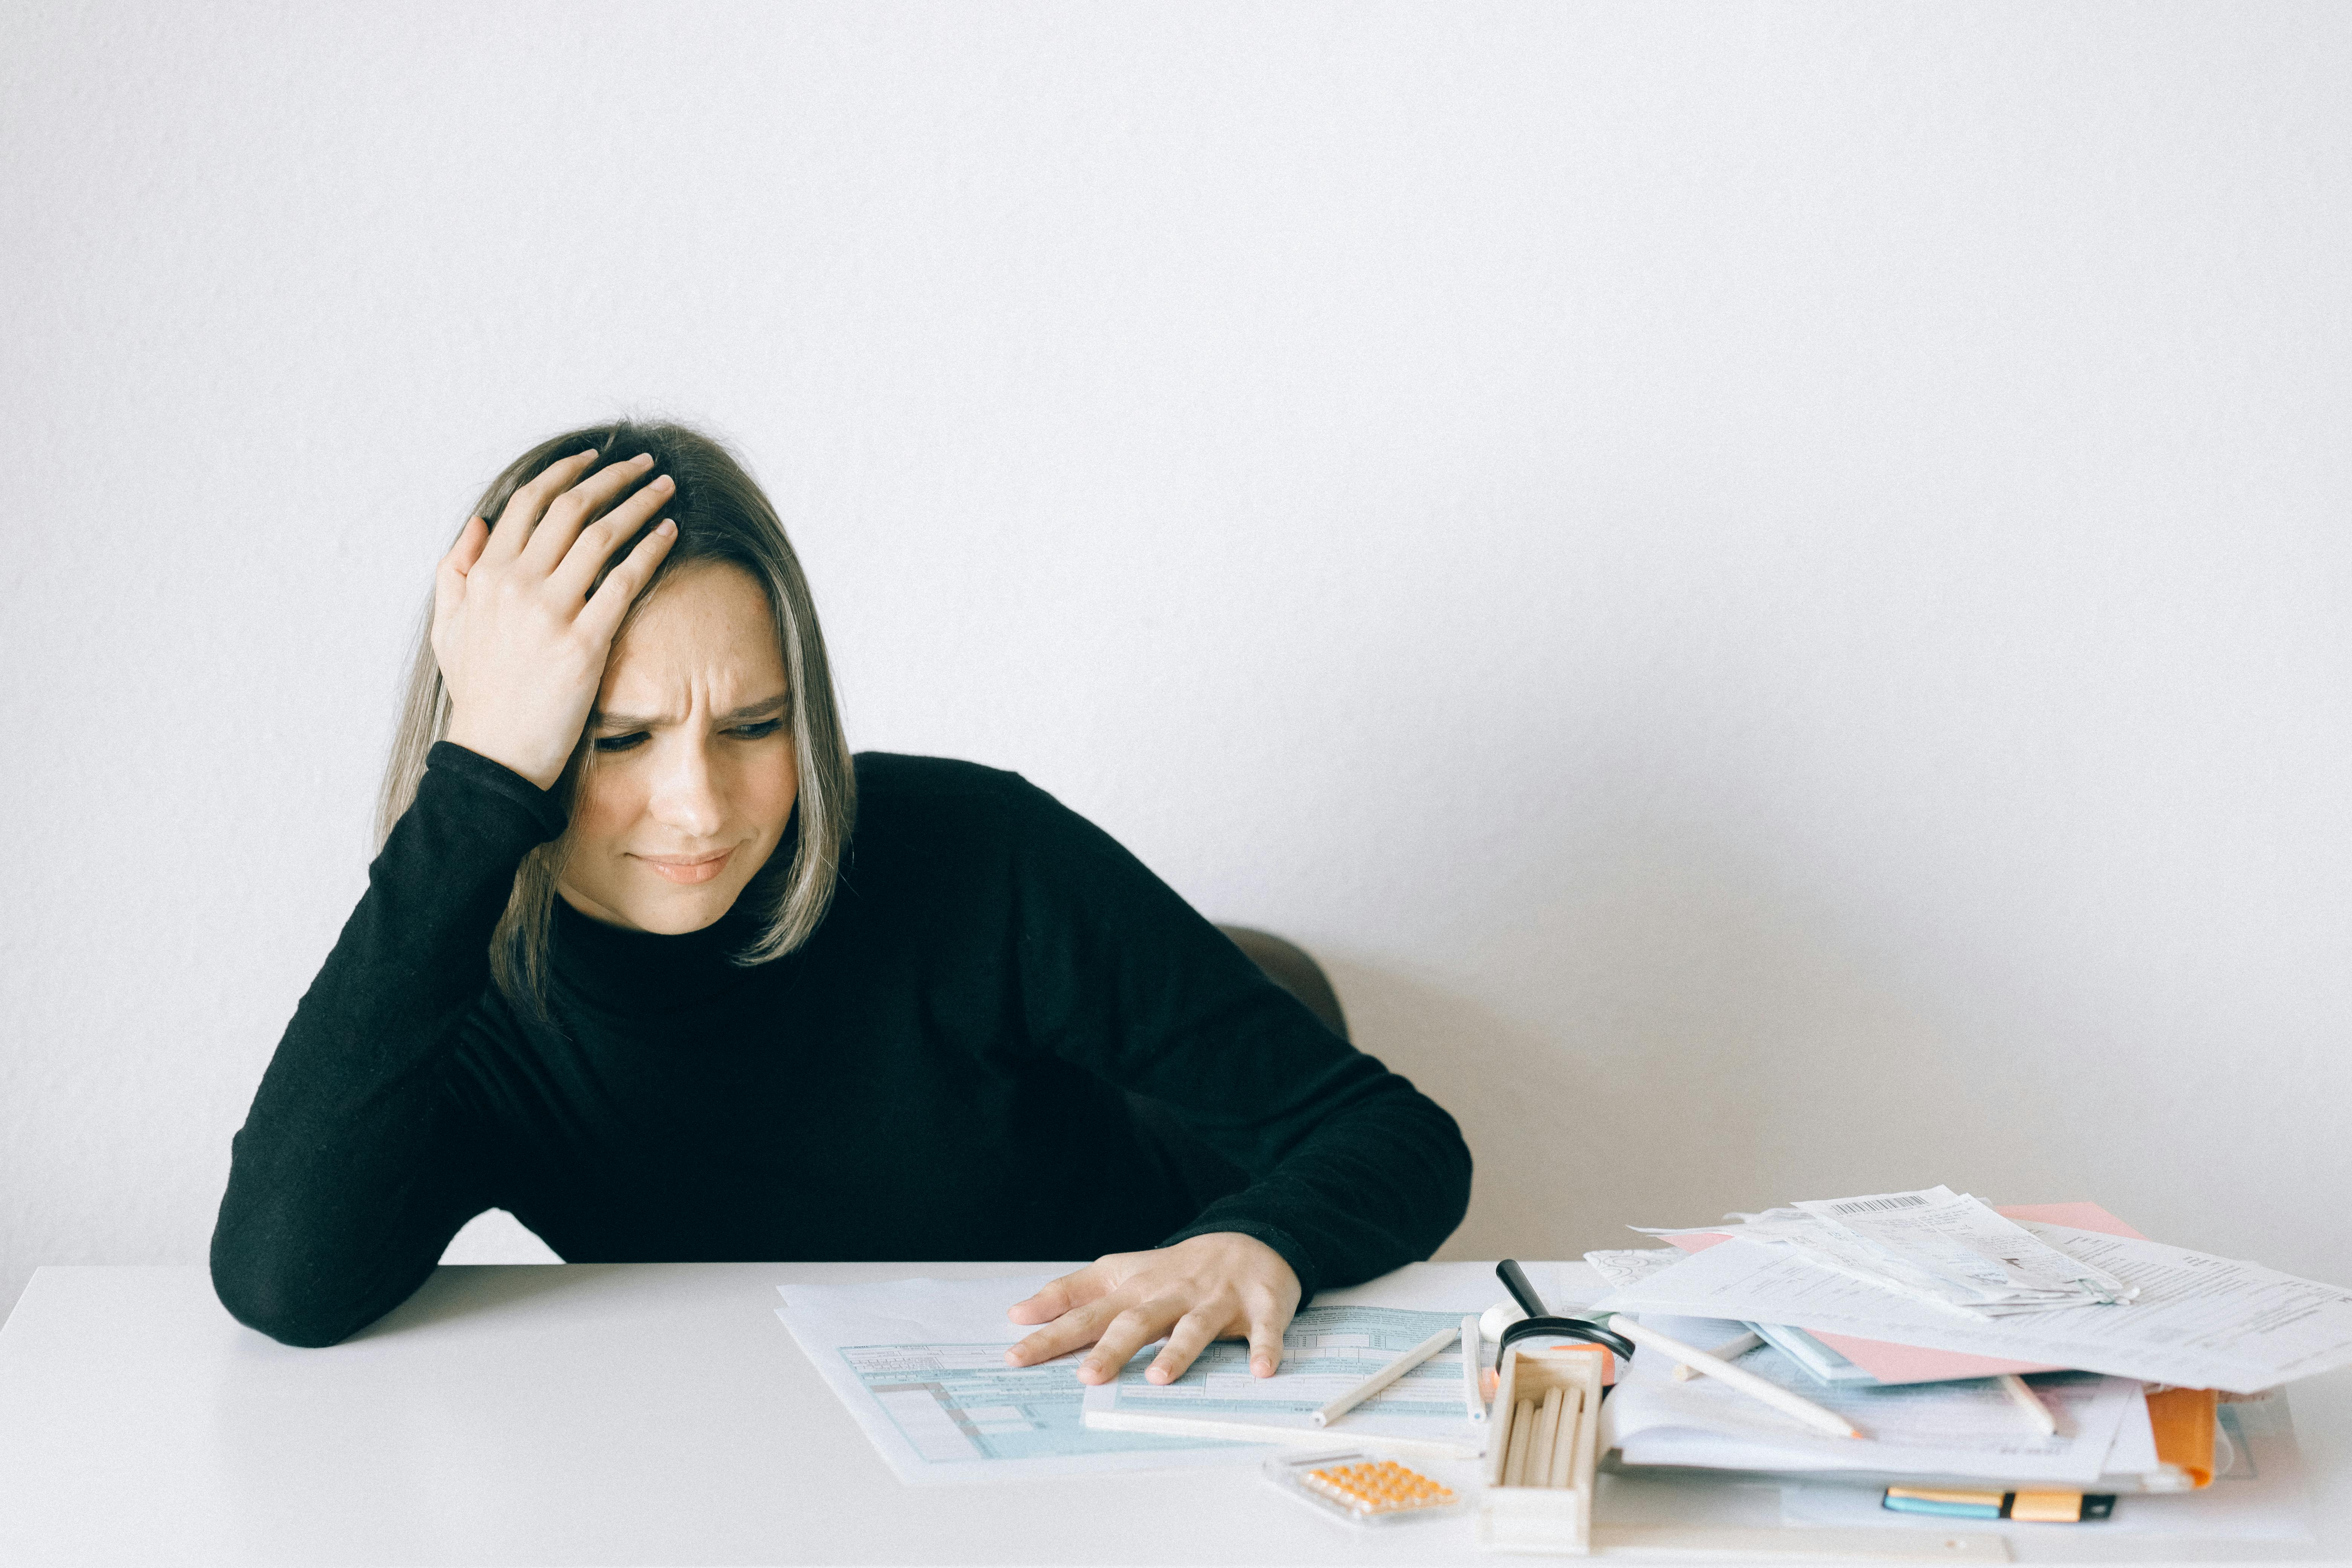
left=5, top=2, right=2348, bottom=1314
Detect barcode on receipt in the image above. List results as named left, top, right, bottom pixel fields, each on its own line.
left=1825, top=1195, right=1931, bottom=1214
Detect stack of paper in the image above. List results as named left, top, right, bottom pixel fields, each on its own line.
left=1574, top=1185, right=2352, bottom=1508
left=1592, top=1214, right=2352, bottom=1395
left=1598, top=1313, right=2154, bottom=1484
left=1634, top=1187, right=2133, bottom=1318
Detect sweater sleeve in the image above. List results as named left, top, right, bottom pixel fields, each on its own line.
left=209, top=742, right=567, bottom=1346
left=1007, top=781, right=1473, bottom=1303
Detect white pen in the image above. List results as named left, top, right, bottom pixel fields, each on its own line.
left=1461, top=1314, right=1485, bottom=1422
left=1998, top=1373, right=2058, bottom=1436
left=1311, top=1325, right=1461, bottom=1428
left=1606, top=1315, right=1864, bottom=1439
left=1672, top=1328, right=1764, bottom=1381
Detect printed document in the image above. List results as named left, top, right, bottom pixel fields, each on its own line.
left=775, top=1276, right=1265, bottom=1485
left=1601, top=1314, right=2142, bottom=1482
left=1595, top=1225, right=2352, bottom=1393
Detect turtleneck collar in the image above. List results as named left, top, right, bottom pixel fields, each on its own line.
left=548, top=807, right=800, bottom=1016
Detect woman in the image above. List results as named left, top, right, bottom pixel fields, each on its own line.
left=212, top=420, right=1472, bottom=1388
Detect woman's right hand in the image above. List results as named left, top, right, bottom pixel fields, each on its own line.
left=434, top=449, right=679, bottom=791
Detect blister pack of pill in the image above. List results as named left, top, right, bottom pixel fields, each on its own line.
left=1262, top=1452, right=1462, bottom=1527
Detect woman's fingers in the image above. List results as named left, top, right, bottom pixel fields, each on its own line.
left=525, top=451, right=657, bottom=575
left=576, top=519, right=677, bottom=646
left=1080, top=1299, right=1185, bottom=1385
left=999, top=1239, right=1298, bottom=1384
left=447, top=514, right=491, bottom=573
left=1146, top=1309, right=1225, bottom=1384
left=1001, top=1262, right=1118, bottom=1363
left=1002, top=1293, right=1119, bottom=1367
left=549, top=468, right=675, bottom=600
left=437, top=447, right=679, bottom=792
left=1247, top=1306, right=1288, bottom=1377
left=483, top=448, right=599, bottom=564
left=1005, top=1262, right=1110, bottom=1328
left=433, top=516, right=489, bottom=615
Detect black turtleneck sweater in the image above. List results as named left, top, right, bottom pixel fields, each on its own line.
left=211, top=743, right=1472, bottom=1348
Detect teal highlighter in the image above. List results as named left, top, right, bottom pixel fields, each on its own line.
left=1883, top=1488, right=2116, bottom=1523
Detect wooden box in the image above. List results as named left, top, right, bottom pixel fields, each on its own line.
left=1477, top=1343, right=1605, bottom=1555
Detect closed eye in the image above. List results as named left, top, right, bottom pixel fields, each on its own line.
left=589, top=705, right=786, bottom=753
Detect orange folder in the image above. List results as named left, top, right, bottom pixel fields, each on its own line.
left=2145, top=1387, right=2220, bottom=1488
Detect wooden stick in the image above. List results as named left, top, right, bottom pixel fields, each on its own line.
left=1546, top=1385, right=1583, bottom=1488
left=1503, top=1397, right=1536, bottom=1486
left=1528, top=1385, right=1564, bottom=1485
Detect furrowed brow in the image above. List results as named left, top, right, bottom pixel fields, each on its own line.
left=721, top=693, right=791, bottom=723
left=590, top=692, right=790, bottom=731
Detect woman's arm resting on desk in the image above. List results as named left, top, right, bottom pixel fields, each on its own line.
left=994, top=779, right=1474, bottom=1383
left=1003, top=1231, right=1301, bottom=1383
left=210, top=744, right=550, bottom=1346
left=212, top=456, right=677, bottom=1345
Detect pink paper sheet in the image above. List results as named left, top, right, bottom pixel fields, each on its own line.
left=1652, top=1200, right=2142, bottom=1384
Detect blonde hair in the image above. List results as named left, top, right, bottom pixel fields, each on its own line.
left=376, top=419, right=856, bottom=1013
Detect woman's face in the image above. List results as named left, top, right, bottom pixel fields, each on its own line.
left=556, top=561, right=800, bottom=935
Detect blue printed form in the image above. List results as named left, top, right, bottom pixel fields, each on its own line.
left=1081, top=1305, right=1487, bottom=1459
left=777, top=1275, right=1278, bottom=1484
left=838, top=1340, right=1205, bottom=1464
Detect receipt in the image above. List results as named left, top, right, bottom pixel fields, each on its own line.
left=1793, top=1187, right=2133, bottom=1309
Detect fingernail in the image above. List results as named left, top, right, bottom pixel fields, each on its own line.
left=657, top=519, right=676, bottom=536
left=651, top=473, right=674, bottom=490
left=634, top=451, right=654, bottom=464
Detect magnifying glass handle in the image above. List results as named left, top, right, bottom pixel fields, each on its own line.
left=1496, top=1258, right=1550, bottom=1319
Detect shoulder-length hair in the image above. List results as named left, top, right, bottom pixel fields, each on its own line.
left=375, top=418, right=856, bottom=1014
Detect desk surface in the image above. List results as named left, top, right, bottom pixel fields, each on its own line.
left=1, top=1261, right=2345, bottom=1566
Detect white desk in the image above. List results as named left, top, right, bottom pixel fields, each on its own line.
left=0, top=1261, right=2344, bottom=1565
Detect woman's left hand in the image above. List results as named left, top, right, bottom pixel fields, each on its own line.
left=1002, top=1232, right=1302, bottom=1385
